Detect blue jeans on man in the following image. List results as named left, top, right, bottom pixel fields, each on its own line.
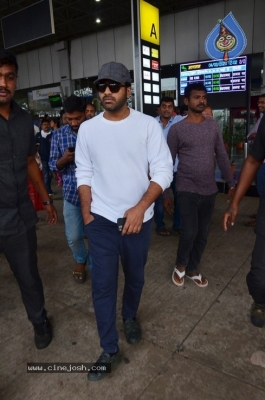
left=154, top=194, right=166, bottom=230
left=154, top=172, right=181, bottom=232
left=42, top=160, right=53, bottom=195
left=63, top=200, right=89, bottom=265
left=171, top=172, right=181, bottom=230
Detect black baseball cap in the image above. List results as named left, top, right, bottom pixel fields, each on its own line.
left=94, top=61, right=131, bottom=85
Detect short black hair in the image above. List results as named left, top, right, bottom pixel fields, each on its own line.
left=50, top=117, right=60, bottom=128
left=86, top=102, right=96, bottom=111
left=179, top=104, right=188, bottom=115
left=160, top=96, right=174, bottom=106
left=184, top=83, right=207, bottom=99
left=41, top=118, right=50, bottom=125
left=64, top=95, right=86, bottom=113
left=0, top=49, right=18, bottom=74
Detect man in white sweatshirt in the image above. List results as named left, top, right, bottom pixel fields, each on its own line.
left=75, top=61, right=173, bottom=381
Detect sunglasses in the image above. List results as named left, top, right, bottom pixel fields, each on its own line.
left=96, top=82, right=127, bottom=93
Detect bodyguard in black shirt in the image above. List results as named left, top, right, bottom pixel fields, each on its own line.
left=0, top=50, right=57, bottom=349
left=223, top=115, right=265, bottom=328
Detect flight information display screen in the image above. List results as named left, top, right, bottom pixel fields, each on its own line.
left=180, top=56, right=247, bottom=94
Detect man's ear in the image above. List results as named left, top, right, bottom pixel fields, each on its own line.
left=183, top=97, right=188, bottom=106
left=126, top=86, right=131, bottom=99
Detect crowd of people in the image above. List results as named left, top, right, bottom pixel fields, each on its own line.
left=1, top=49, right=265, bottom=383
left=34, top=97, right=97, bottom=282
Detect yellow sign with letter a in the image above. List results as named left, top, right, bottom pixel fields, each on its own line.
left=140, top=0, right=160, bottom=45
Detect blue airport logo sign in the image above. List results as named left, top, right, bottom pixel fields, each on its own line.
left=205, top=12, right=247, bottom=61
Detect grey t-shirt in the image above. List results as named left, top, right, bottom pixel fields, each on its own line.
left=167, top=117, right=234, bottom=195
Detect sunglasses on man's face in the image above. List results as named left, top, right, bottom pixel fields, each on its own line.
left=96, top=82, right=127, bottom=93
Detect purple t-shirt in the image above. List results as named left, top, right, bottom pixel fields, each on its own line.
left=167, top=118, right=235, bottom=195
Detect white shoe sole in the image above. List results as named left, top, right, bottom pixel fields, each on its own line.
left=186, top=274, right=208, bottom=288
left=172, top=268, right=185, bottom=287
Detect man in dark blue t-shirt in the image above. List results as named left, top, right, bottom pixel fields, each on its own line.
left=36, top=118, right=53, bottom=195
left=223, top=114, right=265, bottom=328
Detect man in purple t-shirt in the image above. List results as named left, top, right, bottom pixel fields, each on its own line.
left=164, top=83, right=235, bottom=288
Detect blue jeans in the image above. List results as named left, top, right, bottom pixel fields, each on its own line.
left=42, top=160, right=52, bottom=194
left=85, top=214, right=152, bottom=353
left=176, top=192, right=216, bottom=273
left=155, top=173, right=181, bottom=230
left=154, top=194, right=165, bottom=229
left=63, top=200, right=88, bottom=265
left=154, top=172, right=180, bottom=229
left=171, top=172, right=181, bottom=229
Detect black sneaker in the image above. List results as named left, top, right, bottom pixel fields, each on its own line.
left=124, top=319, right=141, bottom=345
left=250, top=302, right=265, bottom=328
left=33, top=318, right=52, bottom=349
left=87, top=351, right=122, bottom=382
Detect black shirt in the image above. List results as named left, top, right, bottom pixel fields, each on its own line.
left=0, top=101, right=38, bottom=235
left=249, top=115, right=265, bottom=235
left=35, top=131, right=53, bottom=161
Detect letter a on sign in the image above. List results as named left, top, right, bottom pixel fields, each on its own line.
left=150, top=23, right=157, bottom=39
left=140, top=0, right=160, bottom=45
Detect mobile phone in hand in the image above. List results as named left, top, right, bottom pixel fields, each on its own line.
left=68, top=146, right=75, bottom=152
left=117, top=217, right=126, bottom=232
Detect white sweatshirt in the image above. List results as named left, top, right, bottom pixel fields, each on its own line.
left=75, top=108, right=173, bottom=223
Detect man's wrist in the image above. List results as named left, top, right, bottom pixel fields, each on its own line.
left=43, top=199, right=53, bottom=205
left=135, top=201, right=147, bottom=214
left=84, top=214, right=93, bottom=224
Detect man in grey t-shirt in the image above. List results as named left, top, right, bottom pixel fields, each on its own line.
left=164, top=83, right=235, bottom=288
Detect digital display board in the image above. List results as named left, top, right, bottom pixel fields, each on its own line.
left=180, top=56, right=247, bottom=95
left=49, top=95, right=63, bottom=108
left=1, top=0, right=55, bottom=49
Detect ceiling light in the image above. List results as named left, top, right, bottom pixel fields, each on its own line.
left=96, top=18, right=101, bottom=23
left=95, top=0, right=100, bottom=2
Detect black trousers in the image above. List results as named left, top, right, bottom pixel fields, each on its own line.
left=0, top=226, right=46, bottom=324
left=247, top=232, right=265, bottom=304
left=176, top=191, right=216, bottom=273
